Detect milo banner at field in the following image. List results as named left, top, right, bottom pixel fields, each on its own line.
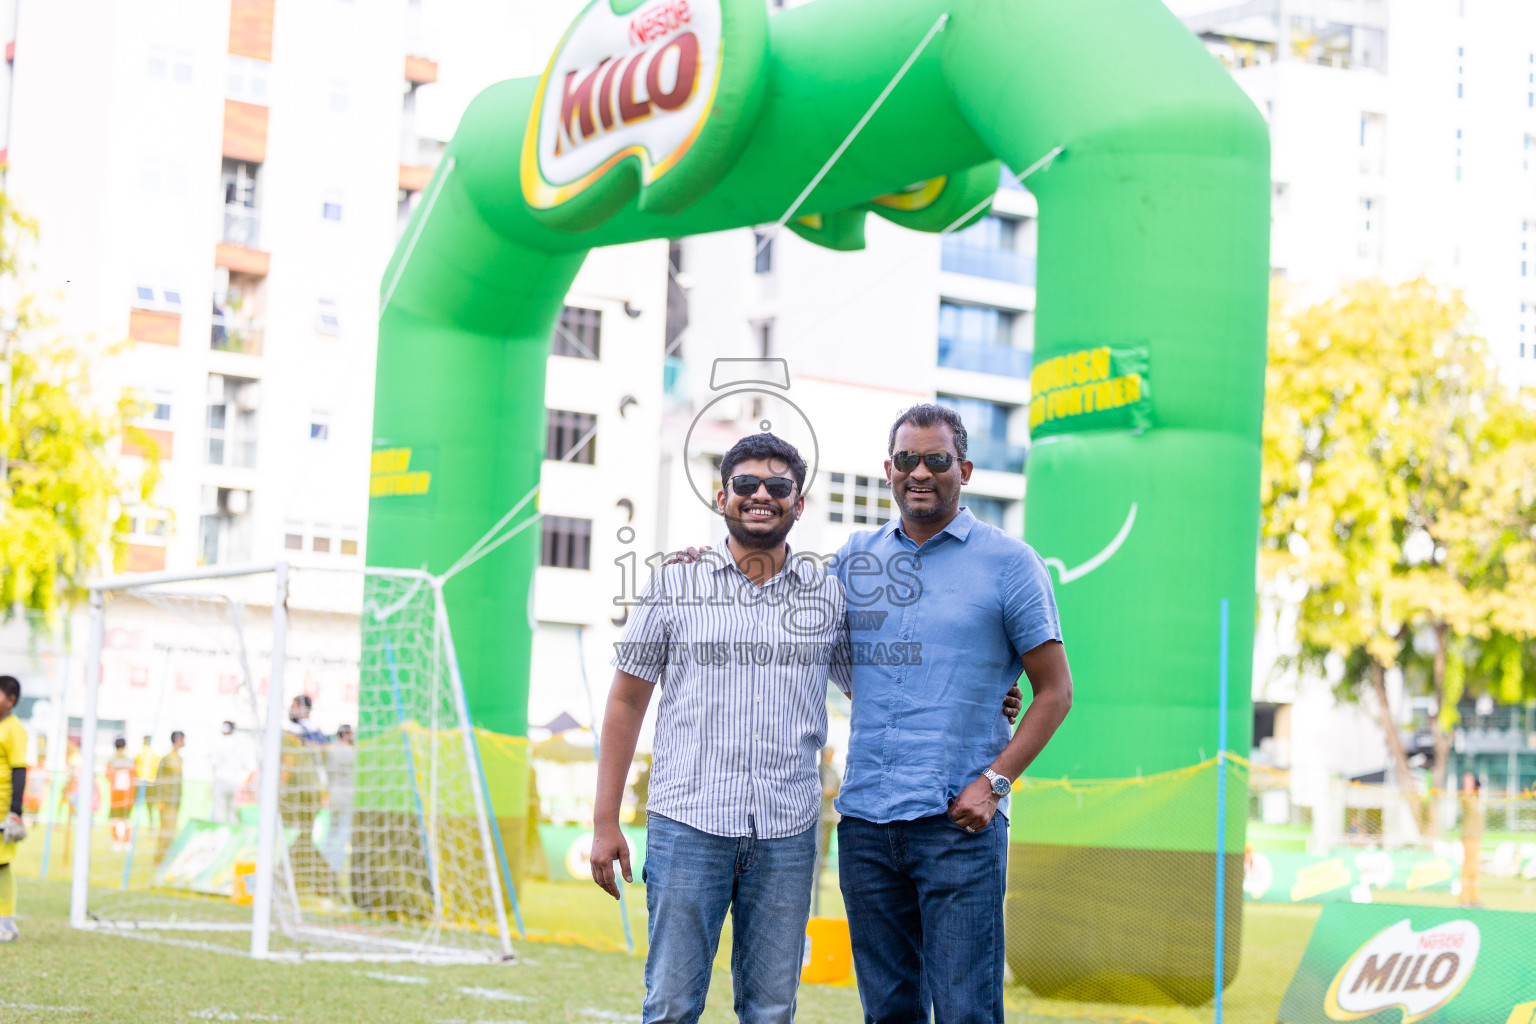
left=151, top=820, right=261, bottom=896
left=538, top=824, right=647, bottom=882
left=1245, top=848, right=1457, bottom=904
left=1278, top=904, right=1536, bottom=1024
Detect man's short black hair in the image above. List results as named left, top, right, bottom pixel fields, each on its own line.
left=0, top=675, right=19, bottom=703
left=718, top=433, right=807, bottom=493
left=170, top=730, right=184, bottom=744
left=114, top=737, right=127, bottom=749
left=887, top=403, right=968, bottom=460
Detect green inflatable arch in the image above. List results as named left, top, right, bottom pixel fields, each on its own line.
left=366, top=0, right=1268, bottom=999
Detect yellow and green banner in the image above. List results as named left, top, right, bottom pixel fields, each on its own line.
left=1279, top=903, right=1536, bottom=1024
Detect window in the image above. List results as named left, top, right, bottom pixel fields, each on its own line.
left=206, top=375, right=258, bottom=468
left=312, top=535, right=331, bottom=553
left=321, top=190, right=343, bottom=221
left=199, top=487, right=252, bottom=565
left=147, top=45, right=168, bottom=79
left=546, top=409, right=597, bottom=463
left=753, top=231, right=773, bottom=273
left=317, top=298, right=340, bottom=335
left=135, top=387, right=173, bottom=424
left=754, top=319, right=774, bottom=358
left=133, top=285, right=183, bottom=312
left=329, top=80, right=350, bottom=113
left=965, top=496, right=1009, bottom=529
left=939, top=302, right=1014, bottom=347
left=937, top=302, right=1030, bottom=377
left=541, top=516, right=592, bottom=569
left=222, top=159, right=261, bottom=249
left=941, top=215, right=1033, bottom=283
left=552, top=305, right=601, bottom=359
left=1358, top=197, right=1382, bottom=262
left=227, top=55, right=270, bottom=104
left=310, top=410, right=330, bottom=441
left=340, top=536, right=359, bottom=557
left=825, top=473, right=892, bottom=526
left=128, top=509, right=170, bottom=540
left=284, top=532, right=303, bottom=550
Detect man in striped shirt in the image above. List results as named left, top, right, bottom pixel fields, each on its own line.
left=593, top=433, right=847, bottom=1024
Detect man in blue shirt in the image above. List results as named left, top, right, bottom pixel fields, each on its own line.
left=833, top=403, right=1073, bottom=1024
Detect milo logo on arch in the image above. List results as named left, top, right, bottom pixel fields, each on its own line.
left=1324, top=918, right=1479, bottom=1022
left=520, top=0, right=767, bottom=231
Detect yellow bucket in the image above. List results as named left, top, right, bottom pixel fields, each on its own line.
left=801, top=916, right=853, bottom=985
left=231, top=860, right=257, bottom=906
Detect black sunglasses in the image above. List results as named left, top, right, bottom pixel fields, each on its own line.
left=891, top=450, right=957, bottom=473
left=729, top=474, right=797, bottom=499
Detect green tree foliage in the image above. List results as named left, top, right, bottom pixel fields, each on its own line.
left=0, top=190, right=160, bottom=621
left=1261, top=279, right=1536, bottom=832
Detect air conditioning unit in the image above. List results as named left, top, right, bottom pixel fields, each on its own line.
left=235, top=382, right=261, bottom=412
left=220, top=488, right=251, bottom=515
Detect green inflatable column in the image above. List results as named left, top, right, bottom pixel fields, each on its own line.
left=365, top=135, right=587, bottom=881
left=944, top=0, right=1270, bottom=1003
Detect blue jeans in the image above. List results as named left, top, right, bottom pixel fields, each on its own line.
left=642, top=813, right=816, bottom=1024
left=838, top=812, right=1008, bottom=1024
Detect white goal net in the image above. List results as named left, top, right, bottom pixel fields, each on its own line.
left=68, top=563, right=515, bottom=963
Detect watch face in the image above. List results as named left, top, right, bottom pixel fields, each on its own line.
left=990, top=775, right=1010, bottom=796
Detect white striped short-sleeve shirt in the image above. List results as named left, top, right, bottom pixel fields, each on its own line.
left=610, top=547, right=850, bottom=839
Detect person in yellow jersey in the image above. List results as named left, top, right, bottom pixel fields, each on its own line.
left=1459, top=772, right=1484, bottom=908
left=154, top=731, right=185, bottom=864
left=0, top=675, right=30, bottom=942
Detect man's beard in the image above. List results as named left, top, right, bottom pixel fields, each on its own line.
left=725, top=508, right=795, bottom=550
left=896, top=489, right=958, bottom=522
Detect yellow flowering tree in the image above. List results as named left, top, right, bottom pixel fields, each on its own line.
left=0, top=190, right=160, bottom=621
left=1261, top=279, right=1536, bottom=832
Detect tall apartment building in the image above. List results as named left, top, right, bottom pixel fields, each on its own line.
left=3, top=0, right=439, bottom=577
left=1176, top=0, right=1536, bottom=388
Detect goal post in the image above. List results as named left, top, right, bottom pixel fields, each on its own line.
left=67, top=562, right=515, bottom=964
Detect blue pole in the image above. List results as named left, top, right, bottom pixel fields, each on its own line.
left=385, top=640, right=437, bottom=899
left=464, top=721, right=526, bottom=938
left=120, top=779, right=147, bottom=890
left=1215, top=598, right=1230, bottom=1024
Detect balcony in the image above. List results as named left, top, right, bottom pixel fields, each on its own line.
left=207, top=437, right=258, bottom=469
left=937, top=336, right=1032, bottom=378
left=210, top=315, right=264, bottom=356
left=223, top=204, right=260, bottom=249
left=941, top=239, right=1036, bottom=285
left=966, top=435, right=1028, bottom=474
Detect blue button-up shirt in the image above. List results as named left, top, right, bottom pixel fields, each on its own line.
left=831, top=507, right=1062, bottom=824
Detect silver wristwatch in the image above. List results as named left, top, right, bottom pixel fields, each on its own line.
left=982, top=768, right=1011, bottom=797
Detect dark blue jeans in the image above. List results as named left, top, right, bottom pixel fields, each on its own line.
left=642, top=813, right=816, bottom=1024
left=837, top=812, right=1008, bottom=1024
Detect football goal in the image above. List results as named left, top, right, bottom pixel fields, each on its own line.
left=67, top=562, right=516, bottom=963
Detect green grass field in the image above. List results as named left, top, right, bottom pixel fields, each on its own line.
left=0, top=875, right=1331, bottom=1024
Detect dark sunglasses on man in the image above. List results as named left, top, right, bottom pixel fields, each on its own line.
left=891, top=450, right=958, bottom=473
left=729, top=474, right=797, bottom=499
